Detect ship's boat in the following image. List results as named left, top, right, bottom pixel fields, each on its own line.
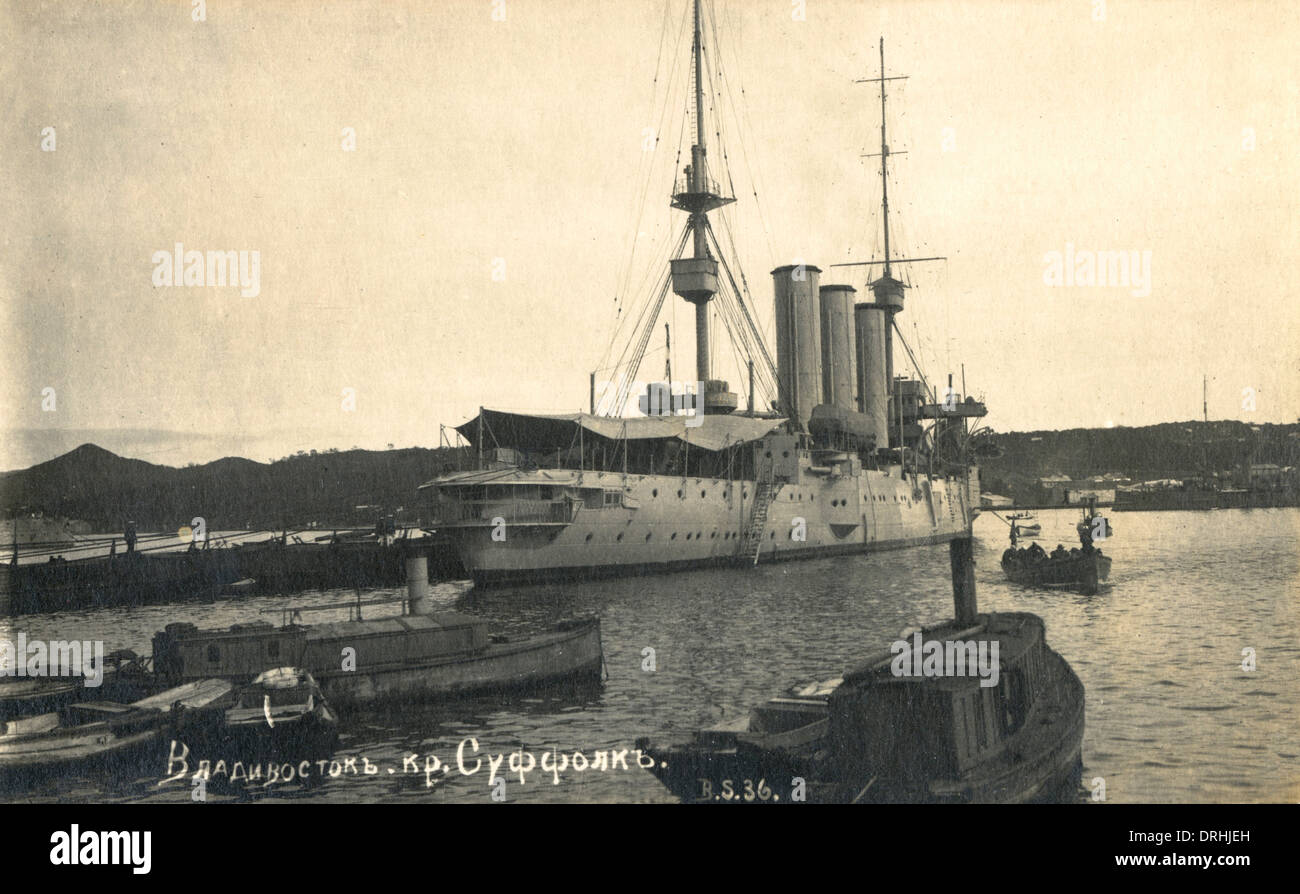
left=218, top=578, right=256, bottom=598
left=1001, top=547, right=1111, bottom=596
left=421, top=14, right=989, bottom=588
left=0, top=650, right=156, bottom=723
left=150, top=610, right=603, bottom=708
left=0, top=678, right=231, bottom=782
left=0, top=678, right=86, bottom=722
left=177, top=668, right=338, bottom=775
left=1002, top=500, right=1113, bottom=595
left=636, top=541, right=1085, bottom=803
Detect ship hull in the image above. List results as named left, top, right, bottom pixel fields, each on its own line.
left=440, top=467, right=979, bottom=588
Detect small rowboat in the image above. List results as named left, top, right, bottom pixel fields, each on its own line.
left=217, top=578, right=257, bottom=598
left=0, top=678, right=85, bottom=722
left=217, top=667, right=338, bottom=765
left=0, top=678, right=232, bottom=783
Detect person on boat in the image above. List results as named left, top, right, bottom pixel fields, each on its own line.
left=1051, top=544, right=1068, bottom=560
left=125, top=520, right=137, bottom=554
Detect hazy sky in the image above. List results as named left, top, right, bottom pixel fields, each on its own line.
left=3, top=0, right=1297, bottom=470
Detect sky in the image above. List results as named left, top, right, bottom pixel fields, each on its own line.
left=2, top=0, right=1297, bottom=470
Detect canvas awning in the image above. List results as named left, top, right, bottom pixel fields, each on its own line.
left=456, top=409, right=784, bottom=454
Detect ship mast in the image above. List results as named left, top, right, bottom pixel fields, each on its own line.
left=670, top=0, right=737, bottom=414
left=832, top=38, right=946, bottom=447
left=877, top=38, right=894, bottom=280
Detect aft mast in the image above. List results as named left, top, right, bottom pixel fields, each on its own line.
left=834, top=38, right=947, bottom=447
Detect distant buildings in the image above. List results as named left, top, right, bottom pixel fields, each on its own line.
left=1035, top=473, right=1129, bottom=505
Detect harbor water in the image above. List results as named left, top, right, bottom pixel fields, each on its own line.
left=3, top=507, right=1296, bottom=803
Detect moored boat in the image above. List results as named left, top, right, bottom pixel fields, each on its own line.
left=176, top=668, right=339, bottom=777
left=150, top=611, right=603, bottom=708
left=0, top=678, right=232, bottom=783
left=0, top=678, right=86, bottom=722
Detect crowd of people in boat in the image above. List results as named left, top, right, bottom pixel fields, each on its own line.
left=1002, top=540, right=1104, bottom=568
left=1002, top=521, right=1105, bottom=569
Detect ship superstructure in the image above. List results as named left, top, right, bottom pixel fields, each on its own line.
left=423, top=4, right=987, bottom=586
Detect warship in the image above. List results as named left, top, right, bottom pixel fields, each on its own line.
left=424, top=6, right=989, bottom=587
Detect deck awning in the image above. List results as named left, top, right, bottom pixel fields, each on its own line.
left=456, top=409, right=784, bottom=454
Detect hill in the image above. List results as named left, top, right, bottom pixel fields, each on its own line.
left=978, top=420, right=1300, bottom=502
left=0, top=443, right=472, bottom=531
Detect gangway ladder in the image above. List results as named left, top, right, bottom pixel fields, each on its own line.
left=742, top=478, right=776, bottom=566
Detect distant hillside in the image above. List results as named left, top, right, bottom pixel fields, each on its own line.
left=0, top=443, right=472, bottom=531
left=978, top=420, right=1300, bottom=501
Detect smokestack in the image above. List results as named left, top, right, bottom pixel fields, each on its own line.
left=854, top=302, right=889, bottom=447
left=771, top=264, right=823, bottom=428
left=870, top=274, right=906, bottom=397
left=819, top=284, right=857, bottom=413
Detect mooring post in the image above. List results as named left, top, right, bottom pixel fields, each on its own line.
left=404, top=540, right=429, bottom=616
left=950, top=534, right=978, bottom=625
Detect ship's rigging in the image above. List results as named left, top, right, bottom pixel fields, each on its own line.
left=596, top=0, right=782, bottom=419
left=594, top=1, right=985, bottom=467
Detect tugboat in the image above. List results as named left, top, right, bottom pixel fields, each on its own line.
left=1001, top=499, right=1112, bottom=595
left=635, top=536, right=1085, bottom=803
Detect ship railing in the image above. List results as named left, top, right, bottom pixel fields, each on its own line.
left=672, top=176, right=728, bottom=198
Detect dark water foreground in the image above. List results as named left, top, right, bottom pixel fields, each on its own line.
left=2, top=507, right=1296, bottom=803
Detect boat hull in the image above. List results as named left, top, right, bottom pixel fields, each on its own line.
left=311, top=618, right=603, bottom=708
left=0, top=679, right=232, bottom=786
left=1001, top=550, right=1111, bottom=595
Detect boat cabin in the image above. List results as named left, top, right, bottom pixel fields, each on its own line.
left=830, top=612, right=1052, bottom=788
left=153, top=612, right=491, bottom=685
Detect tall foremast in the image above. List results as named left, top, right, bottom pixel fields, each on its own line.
left=670, top=0, right=737, bottom=414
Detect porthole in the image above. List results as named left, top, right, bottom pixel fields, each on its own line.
left=782, top=451, right=790, bottom=458
left=677, top=489, right=684, bottom=498
left=616, top=533, right=624, bottom=542
left=652, top=488, right=659, bottom=498
left=710, top=532, right=716, bottom=539
left=646, top=533, right=652, bottom=541
left=769, top=531, right=776, bottom=539
left=701, top=490, right=707, bottom=498
left=697, top=531, right=702, bottom=539
left=585, top=533, right=593, bottom=542
left=671, top=532, right=677, bottom=540
left=686, top=533, right=692, bottom=540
